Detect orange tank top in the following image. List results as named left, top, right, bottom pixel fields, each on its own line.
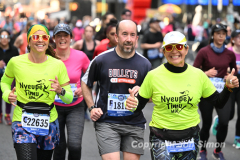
left=19, top=33, right=28, bottom=55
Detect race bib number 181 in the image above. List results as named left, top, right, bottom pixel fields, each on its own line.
left=107, top=93, right=133, bottom=117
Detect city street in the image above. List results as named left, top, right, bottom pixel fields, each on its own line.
left=1, top=102, right=240, bottom=160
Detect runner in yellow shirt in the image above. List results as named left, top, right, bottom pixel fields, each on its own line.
left=125, top=31, right=239, bottom=160
left=1, top=24, right=73, bottom=160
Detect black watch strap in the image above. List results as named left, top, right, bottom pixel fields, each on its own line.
left=88, top=105, right=95, bottom=112
left=58, top=88, right=66, bottom=96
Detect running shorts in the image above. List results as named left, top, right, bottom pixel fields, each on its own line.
left=95, top=122, right=144, bottom=156
left=12, top=120, right=60, bottom=150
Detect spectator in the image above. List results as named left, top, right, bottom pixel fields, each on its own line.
left=141, top=18, right=163, bottom=68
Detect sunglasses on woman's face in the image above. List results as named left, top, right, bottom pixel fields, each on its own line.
left=164, top=44, right=185, bottom=52
left=0, top=35, right=9, bottom=39
left=31, top=34, right=50, bottom=41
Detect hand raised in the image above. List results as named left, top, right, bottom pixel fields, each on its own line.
left=49, top=76, right=62, bottom=94
left=125, top=88, right=138, bottom=111
left=226, top=68, right=239, bottom=88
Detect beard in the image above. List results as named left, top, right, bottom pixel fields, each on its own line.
left=119, top=42, right=134, bottom=54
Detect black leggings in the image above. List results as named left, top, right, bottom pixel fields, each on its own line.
left=229, top=87, right=240, bottom=136
left=53, top=102, right=85, bottom=160
left=199, top=97, right=232, bottom=152
left=14, top=143, right=53, bottom=160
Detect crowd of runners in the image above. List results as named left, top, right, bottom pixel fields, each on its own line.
left=0, top=9, right=240, bottom=160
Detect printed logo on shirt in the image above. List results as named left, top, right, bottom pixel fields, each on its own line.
left=161, top=90, right=193, bottom=114
left=109, top=69, right=138, bottom=84
left=19, top=79, right=50, bottom=100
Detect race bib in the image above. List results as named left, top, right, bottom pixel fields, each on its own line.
left=209, top=78, right=225, bottom=93
left=22, top=111, right=50, bottom=136
left=147, top=49, right=159, bottom=60
left=165, top=138, right=195, bottom=153
left=55, top=83, right=78, bottom=104
left=107, top=93, right=133, bottom=116
left=236, top=61, right=240, bottom=74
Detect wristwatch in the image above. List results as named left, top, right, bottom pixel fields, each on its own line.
left=88, top=105, right=95, bottom=112
left=58, top=88, right=66, bottom=96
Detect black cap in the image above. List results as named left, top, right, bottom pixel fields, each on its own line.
left=212, top=24, right=227, bottom=33
left=149, top=18, right=160, bottom=24
left=231, top=30, right=240, bottom=38
left=53, top=23, right=72, bottom=36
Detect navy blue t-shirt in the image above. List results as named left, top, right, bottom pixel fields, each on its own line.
left=82, top=48, right=151, bottom=128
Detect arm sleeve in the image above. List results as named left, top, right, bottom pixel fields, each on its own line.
left=133, top=72, right=153, bottom=112
left=134, top=94, right=149, bottom=112
left=58, top=85, right=73, bottom=104
left=1, top=58, right=15, bottom=103
left=203, top=87, right=231, bottom=109
left=56, top=61, right=72, bottom=104
left=193, top=49, right=205, bottom=68
left=1, top=73, right=14, bottom=103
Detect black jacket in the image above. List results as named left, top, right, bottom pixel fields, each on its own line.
left=0, top=45, right=19, bottom=77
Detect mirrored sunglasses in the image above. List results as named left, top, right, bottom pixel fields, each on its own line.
left=31, top=34, right=50, bottom=41
left=164, top=44, right=185, bottom=52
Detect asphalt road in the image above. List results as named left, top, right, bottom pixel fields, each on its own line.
left=0, top=102, right=240, bottom=160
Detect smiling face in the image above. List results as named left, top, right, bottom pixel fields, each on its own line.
left=163, top=43, right=188, bottom=67
left=29, top=30, right=49, bottom=54
left=53, top=31, right=71, bottom=50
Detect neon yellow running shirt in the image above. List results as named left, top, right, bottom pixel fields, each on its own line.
left=139, top=64, right=216, bottom=130
left=5, top=54, right=70, bottom=122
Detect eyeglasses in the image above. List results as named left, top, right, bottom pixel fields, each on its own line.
left=31, top=34, right=50, bottom=41
left=0, top=35, right=9, bottom=39
left=164, top=44, right=185, bottom=52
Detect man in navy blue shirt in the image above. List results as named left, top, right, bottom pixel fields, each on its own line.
left=82, top=20, right=151, bottom=160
